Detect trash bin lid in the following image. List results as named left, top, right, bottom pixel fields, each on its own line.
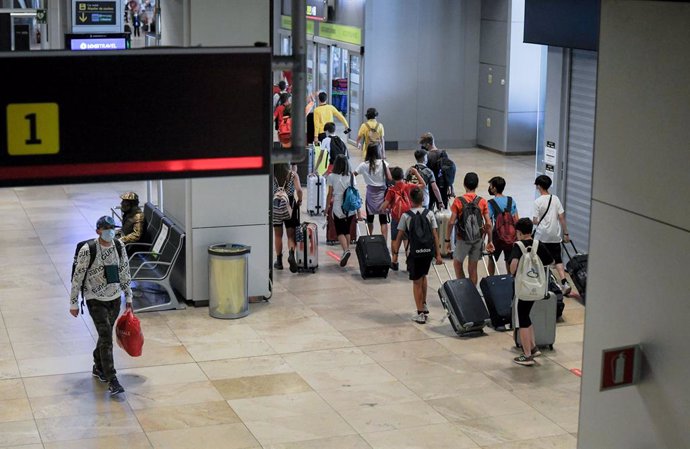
left=208, top=243, right=251, bottom=256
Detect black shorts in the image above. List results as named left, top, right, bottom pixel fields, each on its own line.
left=408, top=256, right=433, bottom=281
left=541, top=242, right=563, bottom=265
left=366, top=213, right=390, bottom=225
left=514, top=299, right=535, bottom=328
left=493, top=241, right=513, bottom=262
left=334, top=214, right=355, bottom=236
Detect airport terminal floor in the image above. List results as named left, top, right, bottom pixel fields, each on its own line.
left=0, top=148, right=583, bottom=449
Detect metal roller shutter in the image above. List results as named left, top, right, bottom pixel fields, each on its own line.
left=564, top=50, right=597, bottom=253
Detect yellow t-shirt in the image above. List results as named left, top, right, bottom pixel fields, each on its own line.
left=313, top=104, right=349, bottom=137
left=357, top=119, right=385, bottom=157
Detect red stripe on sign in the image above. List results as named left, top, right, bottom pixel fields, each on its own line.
left=0, top=156, right=264, bottom=180
left=570, top=368, right=582, bottom=377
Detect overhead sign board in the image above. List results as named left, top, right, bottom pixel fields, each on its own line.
left=0, top=48, right=271, bottom=187
left=75, top=1, right=116, bottom=25
left=71, top=0, right=122, bottom=34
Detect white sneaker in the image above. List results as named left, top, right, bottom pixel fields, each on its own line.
left=412, top=312, right=427, bottom=324
left=561, top=282, right=572, bottom=296
left=422, top=302, right=429, bottom=315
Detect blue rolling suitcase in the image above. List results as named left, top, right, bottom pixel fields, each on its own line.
left=480, top=255, right=514, bottom=330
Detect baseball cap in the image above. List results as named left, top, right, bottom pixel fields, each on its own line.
left=96, top=216, right=116, bottom=229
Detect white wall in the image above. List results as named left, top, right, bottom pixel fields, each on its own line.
left=161, top=0, right=184, bottom=46
left=363, top=0, right=480, bottom=149
left=190, top=0, right=269, bottom=46
left=578, top=2, right=690, bottom=448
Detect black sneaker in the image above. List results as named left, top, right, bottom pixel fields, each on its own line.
left=391, top=262, right=399, bottom=271
left=340, top=250, right=351, bottom=267
left=273, top=256, right=284, bottom=270
left=513, top=354, right=536, bottom=366
left=288, top=250, right=298, bottom=273
left=108, top=378, right=125, bottom=396
left=92, top=366, right=107, bottom=382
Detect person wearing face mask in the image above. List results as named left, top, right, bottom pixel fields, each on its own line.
left=70, top=216, right=133, bottom=397
left=406, top=149, right=444, bottom=210
left=116, top=192, right=144, bottom=244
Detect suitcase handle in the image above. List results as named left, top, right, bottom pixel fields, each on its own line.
left=356, top=218, right=371, bottom=236
left=561, top=240, right=580, bottom=258
left=481, top=253, right=503, bottom=276
left=432, top=262, right=454, bottom=284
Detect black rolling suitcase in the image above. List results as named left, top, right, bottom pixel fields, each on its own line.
left=548, top=272, right=565, bottom=319
left=433, top=264, right=491, bottom=336
left=562, top=240, right=588, bottom=302
left=480, top=255, right=514, bottom=331
left=355, top=221, right=391, bottom=279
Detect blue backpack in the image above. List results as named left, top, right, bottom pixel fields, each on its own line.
left=342, top=173, right=362, bottom=215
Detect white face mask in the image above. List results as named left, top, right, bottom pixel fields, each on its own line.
left=100, top=229, right=116, bottom=242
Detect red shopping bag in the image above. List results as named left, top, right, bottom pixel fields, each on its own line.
left=115, top=309, right=144, bottom=357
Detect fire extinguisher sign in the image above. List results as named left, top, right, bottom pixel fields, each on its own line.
left=600, top=345, right=642, bottom=391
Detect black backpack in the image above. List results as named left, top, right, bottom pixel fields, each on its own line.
left=71, top=238, right=123, bottom=296
left=438, top=155, right=456, bottom=190
left=457, top=196, right=484, bottom=242
left=406, top=209, right=435, bottom=259
left=329, top=136, right=348, bottom=163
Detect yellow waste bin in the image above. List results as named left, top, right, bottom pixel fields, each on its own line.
left=208, top=243, right=251, bottom=319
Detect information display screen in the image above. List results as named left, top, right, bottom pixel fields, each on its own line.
left=0, top=48, right=272, bottom=187
left=69, top=37, right=126, bottom=50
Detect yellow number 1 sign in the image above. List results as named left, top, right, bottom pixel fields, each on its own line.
left=6, top=103, right=60, bottom=156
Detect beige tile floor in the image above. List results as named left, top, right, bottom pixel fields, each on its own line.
left=0, top=148, right=583, bottom=448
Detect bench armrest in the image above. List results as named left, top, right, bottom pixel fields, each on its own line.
left=131, top=260, right=172, bottom=278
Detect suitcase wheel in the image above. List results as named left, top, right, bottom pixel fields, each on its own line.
left=549, top=344, right=554, bottom=350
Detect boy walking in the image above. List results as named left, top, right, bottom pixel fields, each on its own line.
left=533, top=175, right=572, bottom=295
left=392, top=187, right=443, bottom=324
left=447, top=172, right=494, bottom=284
left=381, top=166, right=426, bottom=271
left=407, top=149, right=444, bottom=210
left=70, top=216, right=133, bottom=396
left=313, top=92, right=350, bottom=142
left=509, top=218, right=555, bottom=366
left=487, top=176, right=519, bottom=275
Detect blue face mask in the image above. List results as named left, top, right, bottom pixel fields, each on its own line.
left=100, top=229, right=116, bottom=242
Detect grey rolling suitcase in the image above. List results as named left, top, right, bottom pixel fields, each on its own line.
left=433, top=264, right=491, bottom=336
left=514, top=292, right=557, bottom=350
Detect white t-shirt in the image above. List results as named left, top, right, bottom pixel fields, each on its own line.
left=533, top=194, right=565, bottom=243
left=327, top=173, right=357, bottom=219
left=354, top=160, right=387, bottom=187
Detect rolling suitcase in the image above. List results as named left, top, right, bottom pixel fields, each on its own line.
left=514, top=292, right=557, bottom=350
left=480, top=255, right=514, bottom=330
left=548, top=272, right=565, bottom=319
left=355, top=221, right=391, bottom=279
left=434, top=209, right=455, bottom=258
left=562, top=240, right=588, bottom=302
left=432, top=264, right=491, bottom=336
left=307, top=173, right=327, bottom=216
left=295, top=222, right=318, bottom=272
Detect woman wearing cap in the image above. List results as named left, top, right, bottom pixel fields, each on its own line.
left=356, top=107, right=385, bottom=160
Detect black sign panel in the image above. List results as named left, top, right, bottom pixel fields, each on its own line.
left=75, top=1, right=117, bottom=25
left=0, top=48, right=271, bottom=187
